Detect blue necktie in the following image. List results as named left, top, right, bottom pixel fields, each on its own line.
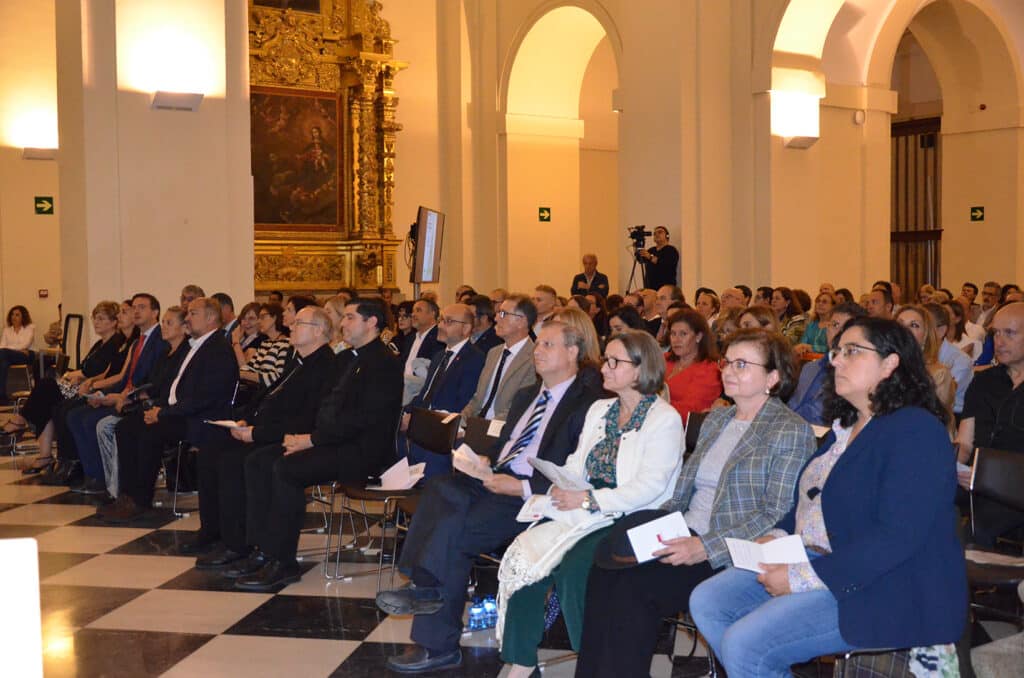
left=495, top=389, right=551, bottom=470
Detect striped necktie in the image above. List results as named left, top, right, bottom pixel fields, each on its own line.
left=495, top=389, right=551, bottom=470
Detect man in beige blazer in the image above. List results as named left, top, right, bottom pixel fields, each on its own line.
left=461, top=294, right=539, bottom=421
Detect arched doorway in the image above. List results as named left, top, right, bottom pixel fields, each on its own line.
left=500, top=4, right=620, bottom=294
left=765, top=0, right=1024, bottom=293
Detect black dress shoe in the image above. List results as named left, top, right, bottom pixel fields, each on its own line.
left=385, top=645, right=462, bottom=673
left=376, top=584, right=445, bottom=615
left=70, top=477, right=108, bottom=495
left=222, top=551, right=269, bottom=579
left=234, top=559, right=302, bottom=591
left=177, top=534, right=220, bottom=556
left=195, top=546, right=246, bottom=570
left=39, top=460, right=81, bottom=486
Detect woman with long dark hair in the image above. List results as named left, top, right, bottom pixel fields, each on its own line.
left=691, top=317, right=966, bottom=677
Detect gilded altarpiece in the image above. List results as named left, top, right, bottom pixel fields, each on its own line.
left=249, top=0, right=405, bottom=295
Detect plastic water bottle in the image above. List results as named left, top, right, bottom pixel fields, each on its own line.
left=482, top=596, right=498, bottom=628
left=468, top=599, right=485, bottom=630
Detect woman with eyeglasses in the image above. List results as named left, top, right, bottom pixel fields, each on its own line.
left=691, top=317, right=966, bottom=677
left=238, top=303, right=291, bottom=387
left=662, top=308, right=722, bottom=423
left=496, top=329, right=683, bottom=678
left=574, top=328, right=814, bottom=677
left=230, top=302, right=266, bottom=363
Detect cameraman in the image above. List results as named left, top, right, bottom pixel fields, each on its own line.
left=637, top=226, right=679, bottom=288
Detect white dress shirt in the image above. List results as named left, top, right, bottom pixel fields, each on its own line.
left=404, top=325, right=436, bottom=377
left=168, top=329, right=218, bottom=405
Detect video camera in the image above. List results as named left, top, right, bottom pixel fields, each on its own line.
left=627, top=225, right=652, bottom=259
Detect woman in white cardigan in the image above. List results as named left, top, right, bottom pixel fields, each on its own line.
left=498, top=329, right=683, bottom=678
left=0, top=304, right=35, bottom=404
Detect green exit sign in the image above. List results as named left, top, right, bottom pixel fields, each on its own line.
left=970, top=206, right=984, bottom=222
left=538, top=207, right=551, bottom=222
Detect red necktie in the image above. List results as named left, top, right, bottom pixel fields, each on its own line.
left=126, top=335, right=146, bottom=389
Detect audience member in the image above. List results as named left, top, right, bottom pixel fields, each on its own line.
left=239, top=303, right=291, bottom=387
left=490, top=288, right=508, bottom=313
left=945, top=299, right=981, bottom=360
left=12, top=302, right=126, bottom=474
left=101, top=297, right=236, bottom=522
left=236, top=298, right=402, bottom=590
left=754, top=286, right=773, bottom=305
left=212, top=292, right=237, bottom=335
left=267, top=290, right=284, bottom=305
left=865, top=286, right=894, bottom=319
left=322, top=295, right=351, bottom=353
left=454, top=284, right=475, bottom=303
left=467, top=294, right=502, bottom=353
left=570, top=253, right=610, bottom=297
left=497, top=330, right=683, bottom=678
left=794, top=291, right=835, bottom=355
left=833, top=287, right=854, bottom=305
left=788, top=302, right=866, bottom=425
left=403, top=303, right=485, bottom=477
left=420, top=290, right=439, bottom=305
left=186, top=306, right=337, bottom=568
left=577, top=328, right=814, bottom=678
left=976, top=281, right=1000, bottom=326
left=956, top=301, right=1024, bottom=546
left=771, top=287, right=807, bottom=343
left=531, top=285, right=558, bottom=335
left=738, top=304, right=780, bottom=333
left=735, top=284, right=752, bottom=306
left=584, top=292, right=609, bottom=337
left=999, top=283, right=1020, bottom=304
left=663, top=309, right=721, bottom=423
left=961, top=282, right=980, bottom=322
left=932, top=288, right=953, bottom=303
left=638, top=226, right=679, bottom=288
left=696, top=291, right=721, bottom=324
left=917, top=283, right=936, bottom=304
left=819, top=282, right=835, bottom=296
left=231, top=302, right=265, bottom=359
left=59, top=294, right=165, bottom=494
left=605, top=294, right=624, bottom=314
left=639, top=288, right=662, bottom=337
left=461, top=295, right=538, bottom=421
left=606, top=305, right=645, bottom=335
left=711, top=308, right=742, bottom=349
left=895, top=305, right=955, bottom=415
left=179, top=285, right=205, bottom=311
left=925, top=302, right=973, bottom=417
left=96, top=306, right=190, bottom=498
left=393, top=300, right=415, bottom=342
left=0, top=304, right=35, bottom=404
left=720, top=287, right=745, bottom=312
left=377, top=320, right=604, bottom=673
left=690, top=317, right=966, bottom=677
left=400, top=298, right=444, bottom=404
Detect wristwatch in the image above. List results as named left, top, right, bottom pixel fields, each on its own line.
left=580, top=495, right=592, bottom=511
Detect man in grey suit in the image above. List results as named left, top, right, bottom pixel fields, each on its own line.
left=461, top=294, right=539, bottom=421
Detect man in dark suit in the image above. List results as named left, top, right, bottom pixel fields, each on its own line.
left=235, top=298, right=403, bottom=591
left=60, top=293, right=167, bottom=493
left=184, top=306, right=338, bottom=567
left=100, top=297, right=237, bottom=522
left=467, top=294, right=503, bottom=354
left=403, top=304, right=485, bottom=478
left=400, top=298, right=445, bottom=404
left=570, top=253, right=610, bottom=297
left=377, top=321, right=605, bottom=673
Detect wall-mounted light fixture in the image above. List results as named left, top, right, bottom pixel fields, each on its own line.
left=151, top=91, right=204, bottom=112
left=770, top=67, right=825, bottom=149
left=22, top=147, right=58, bottom=161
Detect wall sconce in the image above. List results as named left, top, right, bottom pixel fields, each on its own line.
left=22, top=147, right=58, bottom=161
left=770, top=90, right=822, bottom=149
left=151, top=91, right=204, bottom=112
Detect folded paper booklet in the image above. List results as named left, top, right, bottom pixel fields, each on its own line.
left=725, top=535, right=809, bottom=573
left=627, top=511, right=691, bottom=563
left=527, top=457, right=593, bottom=491
left=452, top=443, right=493, bottom=482
left=204, top=420, right=245, bottom=429
left=366, top=456, right=425, bottom=491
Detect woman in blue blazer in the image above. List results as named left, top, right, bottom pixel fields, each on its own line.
left=690, top=316, right=966, bottom=677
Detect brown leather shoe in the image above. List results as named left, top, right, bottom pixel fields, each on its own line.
left=98, top=495, right=144, bottom=524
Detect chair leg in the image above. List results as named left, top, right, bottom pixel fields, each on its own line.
left=321, top=483, right=337, bottom=578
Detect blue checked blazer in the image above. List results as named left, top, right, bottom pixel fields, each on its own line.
left=662, top=397, right=815, bottom=568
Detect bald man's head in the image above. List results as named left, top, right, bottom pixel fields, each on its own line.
left=992, top=302, right=1024, bottom=369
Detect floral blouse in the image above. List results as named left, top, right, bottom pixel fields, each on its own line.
left=584, top=394, right=658, bottom=495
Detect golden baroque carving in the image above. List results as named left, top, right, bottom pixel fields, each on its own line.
left=254, top=248, right=346, bottom=282
left=250, top=9, right=339, bottom=90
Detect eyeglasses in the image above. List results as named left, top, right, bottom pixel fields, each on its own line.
left=827, top=343, right=883, bottom=364
left=497, top=310, right=525, bottom=319
left=440, top=317, right=469, bottom=325
left=718, top=357, right=768, bottom=371
left=601, top=355, right=637, bottom=369
left=293, top=320, right=320, bottom=329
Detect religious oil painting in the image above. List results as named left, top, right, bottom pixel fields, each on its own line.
left=251, top=90, right=339, bottom=226
left=253, top=0, right=322, bottom=13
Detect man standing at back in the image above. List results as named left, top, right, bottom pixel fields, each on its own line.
left=570, top=254, right=610, bottom=297
left=462, top=294, right=538, bottom=422
left=638, top=226, right=679, bottom=289
left=378, top=321, right=605, bottom=673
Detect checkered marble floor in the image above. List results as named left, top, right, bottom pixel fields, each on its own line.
left=1, top=455, right=711, bottom=678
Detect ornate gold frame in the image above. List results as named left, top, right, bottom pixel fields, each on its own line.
left=249, top=0, right=405, bottom=294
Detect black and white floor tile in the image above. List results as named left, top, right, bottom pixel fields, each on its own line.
left=1, top=455, right=711, bottom=677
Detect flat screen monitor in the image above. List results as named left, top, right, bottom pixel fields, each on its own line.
left=412, top=206, right=445, bottom=284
